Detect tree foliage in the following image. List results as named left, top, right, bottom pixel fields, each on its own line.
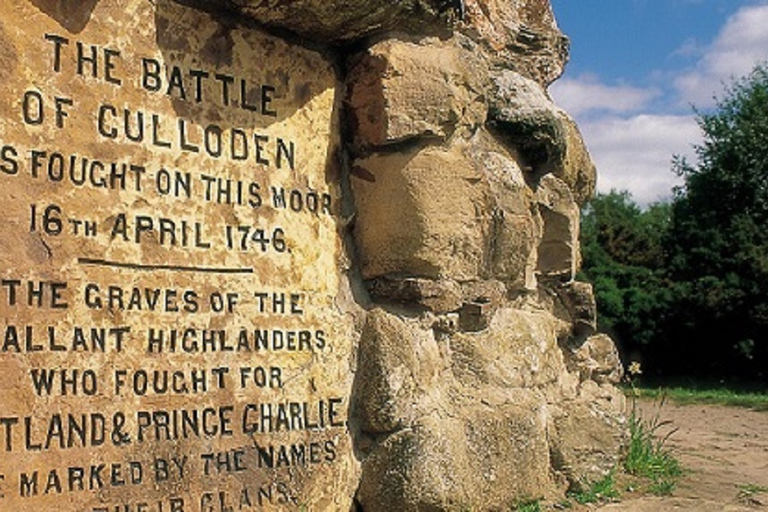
left=579, top=191, right=672, bottom=365
left=581, top=65, right=768, bottom=383
left=664, top=65, right=768, bottom=380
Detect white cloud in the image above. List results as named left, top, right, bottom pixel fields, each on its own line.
left=550, top=3, right=768, bottom=206
left=549, top=75, right=698, bottom=205
left=549, top=74, right=660, bottom=117
left=579, top=114, right=702, bottom=206
left=675, top=2, right=768, bottom=107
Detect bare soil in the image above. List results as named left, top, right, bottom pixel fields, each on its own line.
left=593, top=400, right=768, bottom=511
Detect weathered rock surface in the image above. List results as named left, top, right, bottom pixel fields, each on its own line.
left=0, top=0, right=625, bottom=510
left=489, top=70, right=596, bottom=204
left=352, top=308, right=563, bottom=510
left=569, top=333, right=625, bottom=385
left=346, top=37, right=486, bottom=150
left=351, top=140, right=494, bottom=281
left=351, top=305, right=626, bottom=510
left=198, top=0, right=455, bottom=41
left=549, top=382, right=628, bottom=492
left=536, top=173, right=582, bottom=280
left=197, top=0, right=569, bottom=85
left=343, top=7, right=624, bottom=508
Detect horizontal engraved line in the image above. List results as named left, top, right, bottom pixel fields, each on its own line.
left=77, top=258, right=254, bottom=274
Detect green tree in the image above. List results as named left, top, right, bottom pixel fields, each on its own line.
left=579, top=191, right=672, bottom=365
left=665, top=65, right=768, bottom=381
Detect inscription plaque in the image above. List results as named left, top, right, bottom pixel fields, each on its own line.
left=0, top=1, right=357, bottom=510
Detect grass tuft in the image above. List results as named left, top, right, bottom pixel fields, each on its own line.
left=567, top=472, right=620, bottom=505
left=648, top=478, right=677, bottom=496
left=514, top=498, right=542, bottom=512
left=737, top=483, right=768, bottom=504
left=623, top=396, right=682, bottom=495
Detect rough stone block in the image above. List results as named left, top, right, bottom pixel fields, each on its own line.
left=448, top=308, right=569, bottom=389
left=352, top=132, right=545, bottom=288
left=461, top=0, right=568, bottom=84
left=346, top=38, right=486, bottom=150
left=465, top=130, right=541, bottom=289
left=352, top=308, right=444, bottom=434
left=557, top=280, right=598, bottom=337
left=356, top=400, right=556, bottom=511
left=488, top=70, right=568, bottom=170
left=549, top=383, right=628, bottom=491
left=351, top=142, right=493, bottom=281
left=570, top=333, right=625, bottom=385
left=536, top=174, right=581, bottom=279
left=556, top=113, right=598, bottom=205
left=488, top=71, right=596, bottom=205
left=366, top=276, right=464, bottom=312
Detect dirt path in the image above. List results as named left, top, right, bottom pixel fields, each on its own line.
left=595, top=400, right=768, bottom=511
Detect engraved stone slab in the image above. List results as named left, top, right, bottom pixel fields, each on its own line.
left=0, top=1, right=356, bottom=510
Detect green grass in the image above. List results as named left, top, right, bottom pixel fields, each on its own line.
left=514, top=499, right=542, bottom=512
left=518, top=390, right=695, bottom=510
left=623, top=397, right=682, bottom=496
left=648, top=478, right=677, bottom=496
left=567, top=472, right=620, bottom=505
left=631, top=385, right=768, bottom=411
left=737, top=483, right=768, bottom=502
left=555, top=395, right=683, bottom=509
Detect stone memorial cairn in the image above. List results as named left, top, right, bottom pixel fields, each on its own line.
left=0, top=0, right=625, bottom=510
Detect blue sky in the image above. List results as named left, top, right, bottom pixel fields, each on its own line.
left=549, top=0, right=768, bottom=205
